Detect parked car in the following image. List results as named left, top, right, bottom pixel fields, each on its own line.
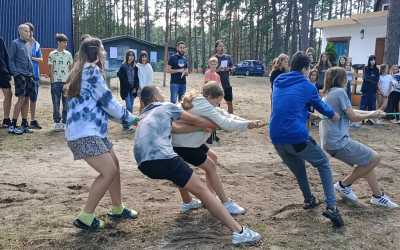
left=232, top=60, right=265, bottom=76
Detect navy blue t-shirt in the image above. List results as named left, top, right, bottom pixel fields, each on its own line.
left=216, top=54, right=233, bottom=88
left=168, top=53, right=188, bottom=85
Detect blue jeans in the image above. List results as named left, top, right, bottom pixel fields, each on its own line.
left=274, top=137, right=336, bottom=208
left=360, top=93, right=376, bottom=111
left=123, top=92, right=135, bottom=129
left=170, top=83, right=186, bottom=103
left=346, top=81, right=352, bottom=101
left=51, top=82, right=67, bottom=123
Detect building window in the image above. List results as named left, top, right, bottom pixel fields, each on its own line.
left=382, top=4, right=389, bottom=10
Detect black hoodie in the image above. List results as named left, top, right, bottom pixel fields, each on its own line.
left=0, top=37, right=11, bottom=82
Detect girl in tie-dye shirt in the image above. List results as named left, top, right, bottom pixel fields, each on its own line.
left=65, top=37, right=139, bottom=231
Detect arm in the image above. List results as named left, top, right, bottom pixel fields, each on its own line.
left=345, top=108, right=384, bottom=122
left=8, top=42, right=17, bottom=75
left=166, top=64, right=184, bottom=74
left=309, top=87, right=335, bottom=119
left=48, top=64, right=54, bottom=82
left=90, top=67, right=139, bottom=125
left=179, top=111, right=216, bottom=129
left=32, top=47, right=43, bottom=63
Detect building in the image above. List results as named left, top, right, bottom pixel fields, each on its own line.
left=0, top=0, right=73, bottom=76
left=102, top=35, right=175, bottom=73
left=314, top=0, right=399, bottom=65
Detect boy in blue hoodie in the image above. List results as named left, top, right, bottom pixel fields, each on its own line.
left=270, top=51, right=344, bottom=228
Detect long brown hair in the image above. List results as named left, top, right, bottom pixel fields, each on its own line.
left=123, top=49, right=136, bottom=65
left=322, top=67, right=347, bottom=94
left=66, top=37, right=106, bottom=97
left=316, top=52, right=332, bottom=70
left=181, top=81, right=224, bottom=110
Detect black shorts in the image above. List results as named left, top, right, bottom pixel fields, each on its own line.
left=138, top=157, right=193, bottom=188
left=173, top=144, right=209, bottom=166
left=0, top=75, right=11, bottom=89
left=14, top=75, right=34, bottom=97
left=223, top=85, right=233, bottom=102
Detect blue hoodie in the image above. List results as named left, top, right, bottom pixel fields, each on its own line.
left=269, top=71, right=335, bottom=144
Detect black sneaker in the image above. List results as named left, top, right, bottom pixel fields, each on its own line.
left=322, top=207, right=344, bottom=228
left=1, top=119, right=11, bottom=128
left=303, top=196, right=319, bottom=210
left=21, top=124, right=33, bottom=134
left=8, top=125, right=24, bottom=135
left=206, top=135, right=213, bottom=144
left=29, top=120, right=42, bottom=129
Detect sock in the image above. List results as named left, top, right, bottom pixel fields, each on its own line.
left=78, top=211, right=95, bottom=226
left=111, top=204, right=125, bottom=215
left=11, top=119, right=17, bottom=127
left=239, top=226, right=244, bottom=234
left=373, top=192, right=384, bottom=199
left=339, top=181, right=350, bottom=188
left=22, top=119, right=28, bottom=126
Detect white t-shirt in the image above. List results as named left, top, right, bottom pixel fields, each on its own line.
left=379, top=74, right=394, bottom=96
left=137, top=63, right=154, bottom=89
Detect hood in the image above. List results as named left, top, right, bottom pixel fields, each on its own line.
left=274, top=71, right=308, bottom=89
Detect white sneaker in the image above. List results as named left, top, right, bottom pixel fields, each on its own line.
left=60, top=123, right=65, bottom=131
left=180, top=198, right=202, bottom=213
left=350, top=122, right=362, bottom=128
left=370, top=194, right=399, bottom=208
left=334, top=181, right=358, bottom=202
left=375, top=119, right=384, bottom=125
left=232, top=227, right=262, bottom=246
left=224, top=200, right=246, bottom=215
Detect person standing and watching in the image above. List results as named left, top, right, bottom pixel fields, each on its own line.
left=48, top=33, right=73, bottom=131
left=25, top=22, right=43, bottom=129
left=167, top=41, right=188, bottom=103
left=0, top=37, right=13, bottom=128
left=8, top=24, right=34, bottom=135
left=214, top=40, right=234, bottom=114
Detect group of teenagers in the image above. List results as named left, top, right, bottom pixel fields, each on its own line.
left=271, top=48, right=400, bottom=124
left=2, top=25, right=399, bottom=246
left=0, top=23, right=74, bottom=134
left=269, top=50, right=399, bottom=229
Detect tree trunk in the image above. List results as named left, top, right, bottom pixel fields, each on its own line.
left=271, top=0, right=280, bottom=57
left=163, top=0, right=170, bottom=87
left=290, top=0, right=299, bottom=55
left=384, top=0, right=400, bottom=65
left=188, top=0, right=192, bottom=71
left=144, top=0, right=150, bottom=40
left=300, top=0, right=310, bottom=51
left=200, top=1, right=206, bottom=70
left=284, top=0, right=293, bottom=53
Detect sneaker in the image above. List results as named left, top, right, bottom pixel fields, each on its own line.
left=107, top=207, right=138, bottom=220
left=374, top=119, right=384, bottom=125
left=224, top=200, right=246, bottom=215
left=1, top=119, right=11, bottom=128
left=232, top=227, right=262, bottom=246
left=390, top=119, right=400, bottom=124
left=54, top=123, right=63, bottom=132
left=180, top=198, right=202, bottom=213
left=73, top=217, right=105, bottom=231
left=29, top=120, right=42, bottom=129
left=334, top=181, right=358, bottom=202
left=8, top=125, right=24, bottom=135
left=366, top=119, right=375, bottom=125
left=303, top=196, right=319, bottom=210
left=350, top=122, right=362, bottom=128
left=322, top=207, right=344, bottom=228
left=21, top=124, right=33, bottom=134
left=370, top=194, right=399, bottom=208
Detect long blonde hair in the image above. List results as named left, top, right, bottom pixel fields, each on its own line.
left=181, top=81, right=224, bottom=110
left=271, top=53, right=289, bottom=72
left=66, top=37, right=106, bottom=97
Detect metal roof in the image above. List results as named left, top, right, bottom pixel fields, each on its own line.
left=102, top=35, right=174, bottom=50
left=314, top=11, right=388, bottom=29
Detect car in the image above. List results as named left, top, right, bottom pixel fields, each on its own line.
left=232, top=60, right=265, bottom=76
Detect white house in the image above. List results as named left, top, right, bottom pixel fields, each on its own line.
left=314, top=2, right=399, bottom=65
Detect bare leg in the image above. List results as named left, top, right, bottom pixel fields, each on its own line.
left=184, top=173, right=242, bottom=233
left=199, top=158, right=229, bottom=203
left=178, top=188, right=193, bottom=203
left=2, top=88, right=12, bottom=119
left=365, top=169, right=382, bottom=196
left=83, top=152, right=118, bottom=213
left=29, top=100, right=37, bottom=121
left=341, top=154, right=380, bottom=186
left=226, top=101, right=233, bottom=114
left=108, top=149, right=122, bottom=207
left=12, top=96, right=26, bottom=121
left=21, top=97, right=29, bottom=119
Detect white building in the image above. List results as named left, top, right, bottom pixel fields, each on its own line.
left=314, top=2, right=399, bottom=65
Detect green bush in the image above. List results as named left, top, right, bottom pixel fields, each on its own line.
left=325, top=42, right=337, bottom=66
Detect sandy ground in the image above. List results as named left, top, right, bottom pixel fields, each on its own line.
left=1, top=72, right=400, bottom=250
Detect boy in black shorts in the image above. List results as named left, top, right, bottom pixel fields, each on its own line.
left=134, top=86, right=262, bottom=246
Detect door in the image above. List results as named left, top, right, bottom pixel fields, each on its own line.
left=375, top=38, right=385, bottom=65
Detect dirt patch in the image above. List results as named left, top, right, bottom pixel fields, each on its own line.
left=1, top=73, right=400, bottom=249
